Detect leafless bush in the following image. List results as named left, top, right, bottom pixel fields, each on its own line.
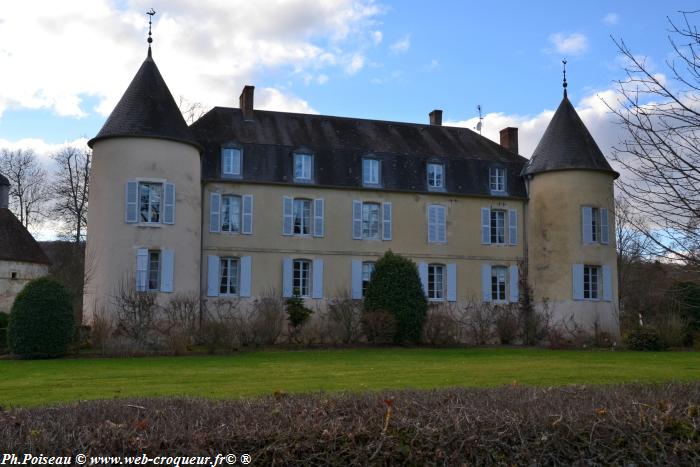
left=493, top=304, right=519, bottom=345
left=161, top=293, right=200, bottom=355
left=88, top=304, right=113, bottom=353
left=550, top=315, right=594, bottom=349
left=422, top=303, right=459, bottom=346
left=201, top=298, right=241, bottom=352
left=111, top=277, right=160, bottom=347
left=249, top=289, right=285, bottom=345
left=459, top=300, right=494, bottom=345
left=361, top=311, right=396, bottom=344
left=327, top=290, right=362, bottom=344
left=651, top=310, right=689, bottom=348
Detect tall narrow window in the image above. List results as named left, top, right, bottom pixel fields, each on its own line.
left=219, top=257, right=239, bottom=295
left=489, top=167, right=506, bottom=192
left=428, top=204, right=447, bottom=243
left=148, top=250, right=161, bottom=291
left=428, top=264, right=445, bottom=300
left=590, top=207, right=600, bottom=242
left=222, top=147, right=241, bottom=176
left=362, top=158, right=380, bottom=186
left=490, top=210, right=506, bottom=244
left=293, top=259, right=311, bottom=297
left=139, top=182, right=162, bottom=223
left=294, top=154, right=313, bottom=181
left=361, top=202, right=380, bottom=239
left=491, top=266, right=506, bottom=301
left=362, top=261, right=375, bottom=297
left=427, top=163, right=444, bottom=190
left=583, top=265, right=600, bottom=300
left=221, top=195, right=241, bottom=233
left=293, top=198, right=312, bottom=235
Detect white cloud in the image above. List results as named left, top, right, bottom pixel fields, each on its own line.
left=389, top=35, right=411, bottom=54
left=255, top=88, right=318, bottom=114
left=548, top=32, right=589, bottom=56
left=423, top=59, right=439, bottom=72
left=345, top=53, right=366, bottom=74
left=603, top=13, right=619, bottom=25
left=0, top=0, right=384, bottom=119
left=372, top=30, right=383, bottom=45
left=316, top=74, right=329, bottom=85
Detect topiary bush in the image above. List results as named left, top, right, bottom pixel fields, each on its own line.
left=624, top=327, right=667, bottom=351
left=8, top=277, right=74, bottom=359
left=364, top=251, right=427, bottom=344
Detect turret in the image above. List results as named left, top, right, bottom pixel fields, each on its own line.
left=523, top=82, right=620, bottom=335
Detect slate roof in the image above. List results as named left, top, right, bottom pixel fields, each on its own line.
left=88, top=49, right=200, bottom=151
left=0, top=208, right=50, bottom=265
left=0, top=173, right=8, bottom=186
left=190, top=108, right=529, bottom=198
left=522, top=93, right=618, bottom=178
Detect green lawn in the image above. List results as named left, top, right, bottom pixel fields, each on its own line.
left=0, top=348, right=699, bottom=407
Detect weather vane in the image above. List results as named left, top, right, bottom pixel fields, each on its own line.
left=147, top=8, right=156, bottom=46
left=562, top=59, right=568, bottom=96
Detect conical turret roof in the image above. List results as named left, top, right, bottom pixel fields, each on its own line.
left=521, top=93, right=618, bottom=178
left=88, top=49, right=200, bottom=151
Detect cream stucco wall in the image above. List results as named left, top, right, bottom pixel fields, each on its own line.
left=526, top=170, right=619, bottom=334
left=83, top=137, right=201, bottom=322
left=0, top=261, right=49, bottom=312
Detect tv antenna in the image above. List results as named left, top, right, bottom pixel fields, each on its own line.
left=475, top=105, right=483, bottom=135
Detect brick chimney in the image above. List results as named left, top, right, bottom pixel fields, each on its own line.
left=429, top=109, right=443, bottom=126
left=499, top=127, right=519, bottom=154
left=240, top=85, right=255, bottom=121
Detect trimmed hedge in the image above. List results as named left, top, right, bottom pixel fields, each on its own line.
left=8, top=277, right=74, bottom=359
left=364, top=251, right=427, bottom=344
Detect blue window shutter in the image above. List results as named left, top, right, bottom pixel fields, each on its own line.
left=351, top=260, right=362, bottom=299
left=207, top=255, right=220, bottom=297
left=313, top=198, right=324, bottom=237
left=447, top=263, right=457, bottom=302
left=209, top=192, right=221, bottom=233
left=352, top=200, right=362, bottom=239
left=508, top=209, right=517, bottom=245
left=241, top=194, right=253, bottom=234
left=438, top=205, right=446, bottom=243
left=481, top=208, right=491, bottom=244
left=418, top=262, right=428, bottom=296
left=582, top=207, right=593, bottom=243
left=282, top=196, right=293, bottom=236
left=240, top=256, right=252, bottom=297
left=125, top=181, right=138, bottom=223
left=602, top=264, right=612, bottom=301
left=282, top=257, right=293, bottom=297
left=160, top=249, right=174, bottom=292
left=312, top=258, right=324, bottom=299
left=382, top=202, right=392, bottom=240
left=136, top=248, right=148, bottom=292
left=427, top=205, right=437, bottom=243
left=572, top=264, right=584, bottom=300
left=482, top=264, right=492, bottom=302
left=509, top=265, right=519, bottom=303
left=163, top=183, right=175, bottom=225
left=600, top=208, right=609, bottom=244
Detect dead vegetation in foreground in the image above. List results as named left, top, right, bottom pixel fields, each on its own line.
left=1, top=383, right=699, bottom=466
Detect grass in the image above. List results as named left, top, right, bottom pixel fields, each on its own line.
left=0, top=347, right=699, bottom=407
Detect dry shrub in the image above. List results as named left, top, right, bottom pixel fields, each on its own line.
left=493, top=304, right=519, bottom=344
left=548, top=315, right=594, bottom=349
left=651, top=311, right=688, bottom=348
left=161, top=293, right=200, bottom=355
left=1, top=383, right=699, bottom=465
left=327, top=290, right=362, bottom=344
left=361, top=311, right=396, bottom=344
left=460, top=300, right=493, bottom=345
left=200, top=298, right=241, bottom=352
left=111, top=278, right=160, bottom=348
left=249, top=289, right=285, bottom=346
left=422, top=303, right=459, bottom=346
left=88, top=305, right=113, bottom=353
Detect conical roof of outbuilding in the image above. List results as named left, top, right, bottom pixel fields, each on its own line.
left=521, top=92, right=618, bottom=178
left=88, top=49, right=200, bottom=151
left=0, top=208, right=50, bottom=265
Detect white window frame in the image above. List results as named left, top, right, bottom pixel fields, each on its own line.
left=427, top=162, right=444, bottom=190
left=219, top=257, right=240, bottom=296
left=147, top=250, right=161, bottom=292
left=583, top=265, right=601, bottom=300
left=361, top=261, right=375, bottom=297
left=292, top=259, right=312, bottom=298
left=490, top=209, right=506, bottom=244
left=427, top=264, right=446, bottom=301
left=139, top=181, right=163, bottom=224
left=361, top=202, right=381, bottom=239
left=293, top=198, right=312, bottom=235
left=489, top=167, right=506, bottom=193
left=221, top=194, right=242, bottom=233
left=362, top=158, right=381, bottom=186
left=294, top=153, right=313, bottom=182
left=491, top=265, right=507, bottom=302
left=221, top=147, right=242, bottom=177
left=427, top=204, right=447, bottom=243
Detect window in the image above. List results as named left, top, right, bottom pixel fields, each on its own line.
left=582, top=206, right=609, bottom=244
left=294, top=153, right=313, bottom=181
left=490, top=167, right=506, bottom=192
left=428, top=204, right=447, bottom=243
left=147, top=250, right=161, bottom=291
left=362, top=158, right=380, bottom=186
left=293, top=198, right=312, bottom=235
left=221, top=195, right=241, bottom=233
left=219, top=257, right=239, bottom=295
left=427, top=163, right=444, bottom=190
left=491, top=266, right=507, bottom=301
left=362, top=262, right=375, bottom=297
left=583, top=265, right=600, bottom=300
left=362, top=202, right=380, bottom=239
left=293, top=259, right=311, bottom=297
left=10, top=271, right=18, bottom=280
left=139, top=182, right=162, bottom=223
left=428, top=264, right=445, bottom=300
left=222, top=147, right=241, bottom=176
left=490, top=210, right=506, bottom=244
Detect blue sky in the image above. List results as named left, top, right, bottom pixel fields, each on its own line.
left=0, top=0, right=696, bottom=159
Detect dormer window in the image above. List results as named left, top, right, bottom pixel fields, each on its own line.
left=222, top=147, right=242, bottom=177
left=489, top=167, right=506, bottom=193
left=362, top=158, right=381, bottom=186
left=427, top=163, right=444, bottom=190
left=294, top=153, right=313, bottom=182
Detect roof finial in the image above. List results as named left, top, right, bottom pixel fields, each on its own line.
left=562, top=59, right=568, bottom=97
left=147, top=8, right=156, bottom=56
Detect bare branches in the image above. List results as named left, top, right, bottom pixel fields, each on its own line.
left=176, top=95, right=206, bottom=125
left=0, top=148, right=49, bottom=230
left=50, top=146, right=90, bottom=243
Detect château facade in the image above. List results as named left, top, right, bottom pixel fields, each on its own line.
left=84, top=45, right=620, bottom=335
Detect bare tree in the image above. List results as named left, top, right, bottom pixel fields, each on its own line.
left=177, top=95, right=206, bottom=125
left=607, top=11, right=700, bottom=268
left=51, top=146, right=90, bottom=243
left=0, top=148, right=50, bottom=230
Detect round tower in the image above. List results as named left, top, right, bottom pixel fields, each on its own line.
left=84, top=44, right=202, bottom=322
left=522, top=89, right=619, bottom=336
